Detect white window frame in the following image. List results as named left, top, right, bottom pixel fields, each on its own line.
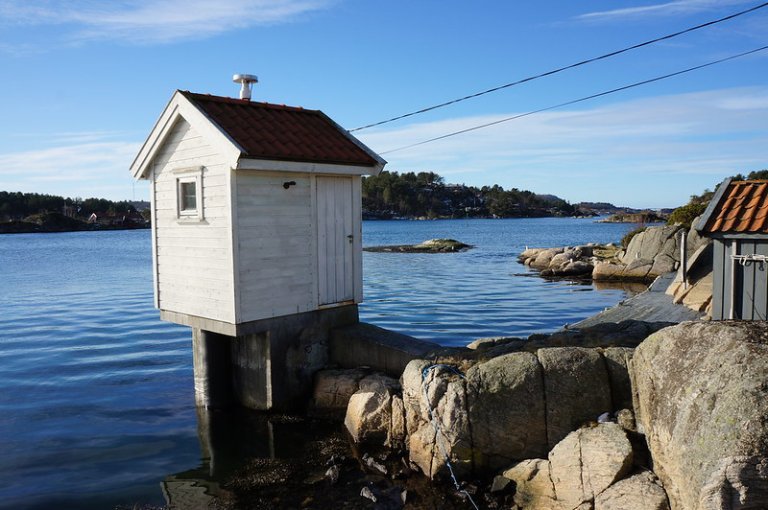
left=173, top=166, right=204, bottom=221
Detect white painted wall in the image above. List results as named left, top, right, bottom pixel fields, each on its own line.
left=234, top=171, right=316, bottom=322
left=151, top=118, right=235, bottom=323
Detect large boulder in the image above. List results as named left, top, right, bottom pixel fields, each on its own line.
left=344, top=374, right=402, bottom=444
left=466, top=352, right=547, bottom=469
left=401, top=360, right=473, bottom=479
left=594, top=471, right=670, bottom=510
left=532, top=247, right=565, bottom=269
left=400, top=347, right=622, bottom=478
left=519, top=245, right=600, bottom=278
left=312, top=368, right=369, bottom=413
left=631, top=321, right=768, bottom=510
left=622, top=225, right=683, bottom=266
left=503, top=459, right=557, bottom=509
left=593, top=224, right=687, bottom=282
left=549, top=423, right=634, bottom=508
left=501, top=424, right=639, bottom=510
left=538, top=347, right=613, bottom=449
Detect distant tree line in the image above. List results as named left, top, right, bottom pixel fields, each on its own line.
left=0, top=191, right=140, bottom=221
left=362, top=171, right=576, bottom=219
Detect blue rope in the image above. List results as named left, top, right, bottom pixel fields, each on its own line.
left=421, top=364, right=480, bottom=510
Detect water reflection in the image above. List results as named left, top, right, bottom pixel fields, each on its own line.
left=592, top=280, right=649, bottom=295
left=162, top=407, right=339, bottom=509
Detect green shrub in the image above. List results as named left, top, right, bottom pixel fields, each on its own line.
left=666, top=202, right=707, bottom=228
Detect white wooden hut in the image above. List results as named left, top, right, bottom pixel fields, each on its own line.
left=130, top=83, right=385, bottom=409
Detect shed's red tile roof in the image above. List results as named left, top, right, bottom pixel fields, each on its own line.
left=180, top=91, right=379, bottom=167
left=704, top=180, right=768, bottom=234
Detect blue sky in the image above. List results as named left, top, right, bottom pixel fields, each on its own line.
left=0, top=0, right=766, bottom=208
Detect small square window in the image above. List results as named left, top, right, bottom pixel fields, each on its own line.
left=180, top=181, right=197, bottom=212
left=173, top=166, right=204, bottom=221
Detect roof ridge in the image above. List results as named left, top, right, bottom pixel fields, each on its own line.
left=179, top=90, right=313, bottom=113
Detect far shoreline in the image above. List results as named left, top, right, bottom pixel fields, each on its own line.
left=0, top=224, right=150, bottom=235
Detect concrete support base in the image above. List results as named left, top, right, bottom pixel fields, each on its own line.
left=191, top=305, right=359, bottom=411
left=192, top=329, right=235, bottom=408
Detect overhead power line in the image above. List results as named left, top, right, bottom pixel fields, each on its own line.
left=350, top=1, right=768, bottom=133
left=379, top=44, right=768, bottom=155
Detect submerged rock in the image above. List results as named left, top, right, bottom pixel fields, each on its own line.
left=364, top=238, right=472, bottom=253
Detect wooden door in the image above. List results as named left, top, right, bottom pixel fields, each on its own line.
left=317, top=176, right=355, bottom=305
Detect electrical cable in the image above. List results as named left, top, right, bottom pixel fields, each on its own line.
left=350, top=1, right=768, bottom=133
left=378, top=44, right=768, bottom=155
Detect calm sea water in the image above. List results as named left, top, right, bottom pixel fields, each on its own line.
left=0, top=218, right=634, bottom=508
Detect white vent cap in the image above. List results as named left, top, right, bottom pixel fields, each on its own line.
left=232, top=74, right=258, bottom=101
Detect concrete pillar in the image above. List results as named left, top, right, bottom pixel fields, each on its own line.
left=231, top=332, right=272, bottom=410
left=192, top=329, right=234, bottom=408
left=192, top=305, right=359, bottom=411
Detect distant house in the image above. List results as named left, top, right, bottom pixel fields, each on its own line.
left=87, top=213, right=98, bottom=224
left=696, top=178, right=768, bottom=320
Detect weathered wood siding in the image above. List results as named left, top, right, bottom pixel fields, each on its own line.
left=712, top=238, right=768, bottom=320
left=736, top=240, right=768, bottom=320
left=234, top=171, right=316, bottom=322
left=151, top=118, right=235, bottom=322
left=711, top=239, right=729, bottom=320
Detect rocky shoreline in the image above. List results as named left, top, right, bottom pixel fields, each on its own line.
left=211, top=318, right=765, bottom=510
left=210, top=223, right=761, bottom=510
left=301, top=320, right=768, bottom=510
left=212, top=321, right=667, bottom=509
left=519, top=223, right=707, bottom=282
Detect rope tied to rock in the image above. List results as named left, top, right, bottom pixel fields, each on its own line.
left=421, top=364, right=480, bottom=510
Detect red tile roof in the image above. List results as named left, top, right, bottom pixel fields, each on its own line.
left=703, top=180, right=768, bottom=234
left=180, top=91, right=380, bottom=167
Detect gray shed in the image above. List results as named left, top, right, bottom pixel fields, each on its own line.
left=696, top=178, right=768, bottom=320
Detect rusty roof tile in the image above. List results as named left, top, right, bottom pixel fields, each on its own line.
left=180, top=91, right=379, bottom=167
left=703, top=180, right=768, bottom=235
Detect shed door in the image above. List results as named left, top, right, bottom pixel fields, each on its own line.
left=317, top=176, right=355, bottom=305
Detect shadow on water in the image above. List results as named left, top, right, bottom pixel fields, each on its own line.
left=161, top=407, right=336, bottom=508
left=160, top=408, right=478, bottom=510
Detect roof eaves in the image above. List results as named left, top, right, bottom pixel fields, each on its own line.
left=316, top=109, right=386, bottom=172
left=130, top=93, right=181, bottom=180
left=695, top=177, right=733, bottom=233
left=178, top=90, right=248, bottom=157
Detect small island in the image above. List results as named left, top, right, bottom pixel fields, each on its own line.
left=364, top=238, right=472, bottom=253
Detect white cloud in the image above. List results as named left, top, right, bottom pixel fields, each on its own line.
left=0, top=0, right=333, bottom=44
left=575, top=0, right=751, bottom=22
left=0, top=136, right=141, bottom=199
left=357, top=87, right=768, bottom=208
